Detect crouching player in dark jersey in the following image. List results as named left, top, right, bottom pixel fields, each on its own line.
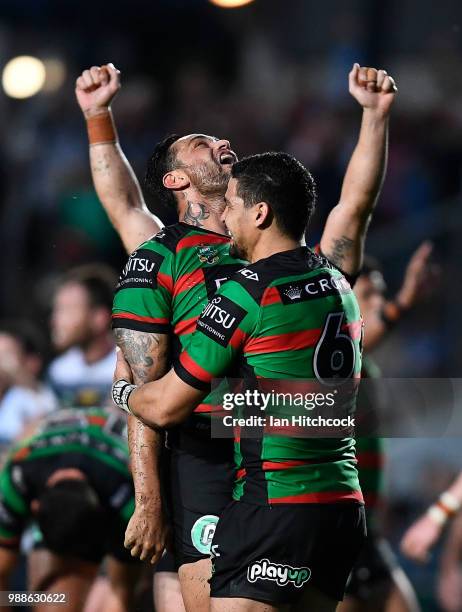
left=113, top=152, right=367, bottom=611
left=0, top=408, right=141, bottom=612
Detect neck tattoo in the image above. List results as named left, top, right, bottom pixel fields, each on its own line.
left=182, top=201, right=210, bottom=228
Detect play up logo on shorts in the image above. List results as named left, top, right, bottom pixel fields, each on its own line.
left=247, top=559, right=311, bottom=588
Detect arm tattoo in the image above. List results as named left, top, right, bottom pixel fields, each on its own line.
left=114, top=328, right=161, bottom=385
left=91, top=152, right=111, bottom=176
left=328, top=235, right=354, bottom=268
left=182, top=201, right=210, bottom=227
left=114, top=329, right=167, bottom=494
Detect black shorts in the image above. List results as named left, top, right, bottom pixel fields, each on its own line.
left=345, top=534, right=399, bottom=600
left=156, top=551, right=177, bottom=573
left=167, top=429, right=235, bottom=568
left=210, top=500, right=366, bottom=605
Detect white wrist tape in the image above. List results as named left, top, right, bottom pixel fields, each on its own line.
left=440, top=492, right=461, bottom=514
left=112, top=379, right=137, bottom=414
left=427, top=505, right=447, bottom=526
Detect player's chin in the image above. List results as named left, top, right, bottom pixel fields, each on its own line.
left=214, top=162, right=233, bottom=182
left=212, top=171, right=231, bottom=193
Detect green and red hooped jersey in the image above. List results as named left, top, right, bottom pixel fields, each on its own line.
left=174, top=247, right=364, bottom=506
left=112, top=223, right=246, bottom=419
left=0, top=408, right=133, bottom=549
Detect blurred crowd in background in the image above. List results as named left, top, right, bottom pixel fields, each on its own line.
left=0, top=0, right=461, bottom=609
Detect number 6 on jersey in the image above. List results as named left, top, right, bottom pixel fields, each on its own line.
left=313, top=312, right=356, bottom=386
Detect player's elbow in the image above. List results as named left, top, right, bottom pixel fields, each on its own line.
left=149, top=409, right=175, bottom=429
left=134, top=408, right=172, bottom=430
left=133, top=400, right=187, bottom=429
left=154, top=403, right=190, bottom=428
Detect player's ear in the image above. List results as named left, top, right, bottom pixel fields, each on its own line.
left=255, top=202, right=272, bottom=228
left=163, top=170, right=190, bottom=191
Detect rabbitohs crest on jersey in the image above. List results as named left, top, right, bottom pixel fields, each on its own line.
left=196, top=244, right=220, bottom=265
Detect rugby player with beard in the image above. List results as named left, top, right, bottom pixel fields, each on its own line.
left=112, top=150, right=364, bottom=611
left=76, top=62, right=396, bottom=612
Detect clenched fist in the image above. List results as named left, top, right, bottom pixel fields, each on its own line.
left=75, top=63, right=121, bottom=118
left=349, top=63, right=397, bottom=117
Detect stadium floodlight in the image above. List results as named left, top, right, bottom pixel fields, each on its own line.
left=2, top=55, right=46, bottom=99
left=209, top=0, right=255, bottom=8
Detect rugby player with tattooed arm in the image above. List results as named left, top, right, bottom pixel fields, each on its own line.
left=113, top=150, right=364, bottom=611
left=76, top=62, right=396, bottom=612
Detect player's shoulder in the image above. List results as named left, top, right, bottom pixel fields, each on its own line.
left=116, top=225, right=187, bottom=290
left=222, top=263, right=275, bottom=304
left=222, top=247, right=343, bottom=303
left=309, top=248, right=336, bottom=272
left=312, top=244, right=358, bottom=286
left=136, top=222, right=190, bottom=254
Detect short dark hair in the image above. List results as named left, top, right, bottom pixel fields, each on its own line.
left=0, top=319, right=46, bottom=358
left=231, top=152, right=316, bottom=241
left=37, top=480, right=106, bottom=562
left=62, top=264, right=117, bottom=311
left=145, top=134, right=183, bottom=210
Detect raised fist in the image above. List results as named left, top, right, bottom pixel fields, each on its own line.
left=75, top=64, right=121, bottom=117
left=349, top=63, right=397, bottom=117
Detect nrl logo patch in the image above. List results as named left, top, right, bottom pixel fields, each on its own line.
left=196, top=244, right=220, bottom=265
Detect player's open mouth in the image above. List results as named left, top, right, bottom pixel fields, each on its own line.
left=219, top=151, right=237, bottom=165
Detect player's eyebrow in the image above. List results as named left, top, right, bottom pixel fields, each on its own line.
left=188, top=135, right=215, bottom=147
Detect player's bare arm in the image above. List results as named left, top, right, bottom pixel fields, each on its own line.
left=437, top=513, right=462, bottom=611
left=113, top=328, right=170, bottom=564
left=320, top=64, right=397, bottom=276
left=401, top=470, right=462, bottom=565
left=113, top=349, right=203, bottom=429
left=363, top=241, right=434, bottom=351
left=76, top=64, right=163, bottom=253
